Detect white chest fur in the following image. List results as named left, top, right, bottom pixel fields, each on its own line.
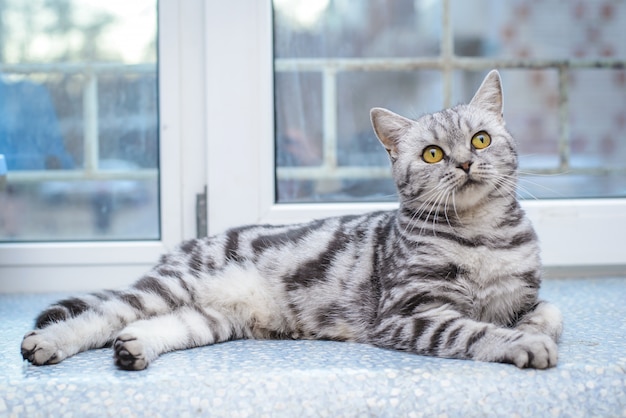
left=450, top=243, right=540, bottom=326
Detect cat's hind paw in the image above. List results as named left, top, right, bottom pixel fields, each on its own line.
left=21, top=331, right=66, bottom=366
left=114, top=334, right=149, bottom=371
left=503, top=333, right=558, bottom=369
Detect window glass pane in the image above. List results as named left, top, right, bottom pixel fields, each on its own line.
left=568, top=69, right=626, bottom=197
left=452, top=0, right=626, bottom=199
left=274, top=0, right=442, bottom=203
left=274, top=0, right=440, bottom=59
left=0, top=0, right=158, bottom=241
left=453, top=0, right=626, bottom=60
left=274, top=0, right=626, bottom=203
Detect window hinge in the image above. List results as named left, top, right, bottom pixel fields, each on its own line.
left=196, top=185, right=208, bottom=238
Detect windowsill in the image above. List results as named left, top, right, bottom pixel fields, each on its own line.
left=2, top=276, right=624, bottom=416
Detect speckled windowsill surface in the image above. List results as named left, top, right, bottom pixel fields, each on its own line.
left=1, top=277, right=625, bottom=417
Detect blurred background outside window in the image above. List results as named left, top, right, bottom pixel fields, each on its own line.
left=0, top=0, right=158, bottom=242
left=274, top=0, right=626, bottom=203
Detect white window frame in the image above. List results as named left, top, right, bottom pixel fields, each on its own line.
left=205, top=0, right=626, bottom=272
left=1, top=1, right=623, bottom=294
left=0, top=0, right=206, bottom=292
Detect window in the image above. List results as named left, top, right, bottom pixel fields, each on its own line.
left=1, top=1, right=623, bottom=293
left=0, top=0, right=200, bottom=291
left=273, top=0, right=626, bottom=202
left=0, top=0, right=159, bottom=241
left=206, top=0, right=625, bottom=270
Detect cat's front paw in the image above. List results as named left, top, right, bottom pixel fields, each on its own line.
left=21, top=331, right=66, bottom=365
left=114, top=334, right=149, bottom=371
left=504, top=333, right=558, bottom=369
left=516, top=301, right=563, bottom=343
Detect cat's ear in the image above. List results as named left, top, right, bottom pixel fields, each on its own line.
left=370, top=107, right=413, bottom=159
left=470, top=70, right=504, bottom=118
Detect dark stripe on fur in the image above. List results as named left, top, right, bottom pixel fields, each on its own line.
left=496, top=202, right=524, bottom=228
left=372, top=217, right=396, bottom=285
left=58, top=297, right=90, bottom=317
left=157, top=266, right=183, bottom=279
left=411, top=227, right=537, bottom=250
left=445, top=325, right=463, bottom=349
left=283, top=227, right=353, bottom=291
left=117, top=291, right=145, bottom=312
left=411, top=317, right=431, bottom=346
left=193, top=307, right=222, bottom=335
left=427, top=318, right=458, bottom=354
left=91, top=291, right=111, bottom=301
left=223, top=227, right=248, bottom=263
left=250, top=220, right=324, bottom=255
left=508, top=231, right=536, bottom=248
left=315, top=303, right=343, bottom=328
left=515, top=270, right=541, bottom=290
left=180, top=239, right=199, bottom=254
left=408, top=263, right=465, bottom=281
left=387, top=292, right=455, bottom=317
left=134, top=276, right=181, bottom=309
left=465, top=326, right=488, bottom=355
left=35, top=307, right=68, bottom=329
left=187, top=248, right=205, bottom=278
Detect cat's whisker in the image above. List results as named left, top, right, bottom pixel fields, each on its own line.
left=491, top=175, right=523, bottom=200
left=451, top=190, right=463, bottom=227
left=402, top=185, right=449, bottom=236
left=442, top=191, right=457, bottom=233
left=409, top=190, right=434, bottom=235
left=422, top=188, right=446, bottom=235
left=515, top=183, right=541, bottom=201
left=517, top=175, right=566, bottom=199
left=517, top=169, right=568, bottom=177
left=428, top=190, right=447, bottom=236
left=425, top=185, right=454, bottom=237
left=496, top=173, right=555, bottom=200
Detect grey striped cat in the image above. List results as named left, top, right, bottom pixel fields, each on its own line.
left=21, top=70, right=562, bottom=371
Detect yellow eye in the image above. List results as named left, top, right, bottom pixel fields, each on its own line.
left=422, top=145, right=445, bottom=163
left=471, top=131, right=491, bottom=149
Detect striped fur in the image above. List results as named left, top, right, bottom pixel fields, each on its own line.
left=22, top=70, right=562, bottom=370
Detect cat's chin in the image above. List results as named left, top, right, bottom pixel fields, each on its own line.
left=451, top=182, right=494, bottom=212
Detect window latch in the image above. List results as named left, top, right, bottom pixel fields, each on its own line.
left=196, top=185, right=208, bottom=238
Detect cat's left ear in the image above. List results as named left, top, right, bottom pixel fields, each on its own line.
left=370, top=107, right=414, bottom=160
left=470, top=70, right=504, bottom=119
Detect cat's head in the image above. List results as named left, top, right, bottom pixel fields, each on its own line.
left=370, top=70, right=518, bottom=214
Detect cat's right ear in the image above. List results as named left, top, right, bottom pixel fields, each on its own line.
left=370, top=107, right=413, bottom=160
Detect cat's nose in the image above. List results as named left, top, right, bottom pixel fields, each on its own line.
left=458, top=161, right=472, bottom=173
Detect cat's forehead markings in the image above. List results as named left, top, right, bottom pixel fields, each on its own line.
left=458, top=108, right=476, bottom=133
left=424, top=109, right=465, bottom=147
